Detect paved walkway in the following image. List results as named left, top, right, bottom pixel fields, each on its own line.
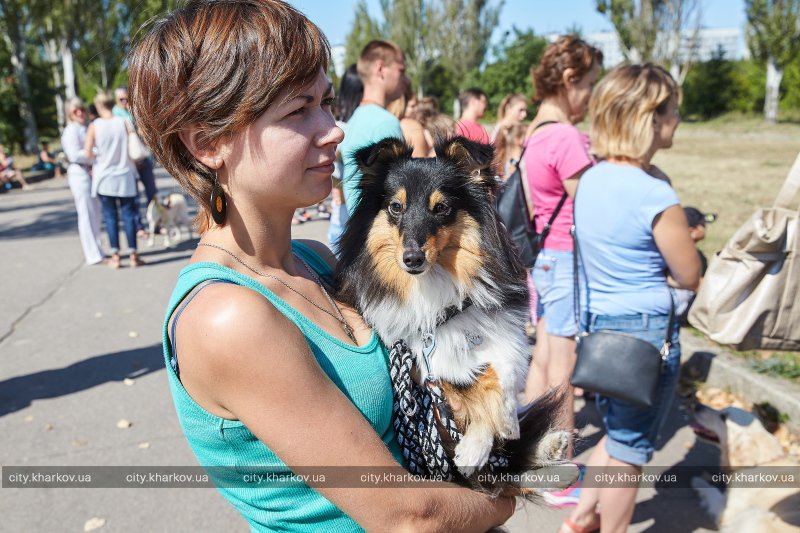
left=1, top=171, right=718, bottom=532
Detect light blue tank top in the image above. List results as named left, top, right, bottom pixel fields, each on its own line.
left=162, top=241, right=403, bottom=532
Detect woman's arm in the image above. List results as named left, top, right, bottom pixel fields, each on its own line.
left=174, top=285, right=513, bottom=533
left=653, top=204, right=701, bottom=291
left=84, top=123, right=96, bottom=161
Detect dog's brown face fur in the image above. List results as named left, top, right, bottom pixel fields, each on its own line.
left=336, top=136, right=526, bottom=309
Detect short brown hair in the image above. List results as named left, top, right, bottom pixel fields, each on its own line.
left=589, top=64, right=681, bottom=160
left=357, top=40, right=403, bottom=81
left=128, top=0, right=329, bottom=231
left=532, top=35, right=603, bottom=102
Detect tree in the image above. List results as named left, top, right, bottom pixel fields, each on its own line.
left=344, top=0, right=383, bottom=68
left=596, top=0, right=702, bottom=84
left=745, top=0, right=800, bottom=123
left=464, top=28, right=548, bottom=119
left=0, top=0, right=39, bottom=153
left=428, top=0, right=503, bottom=93
left=596, top=0, right=660, bottom=63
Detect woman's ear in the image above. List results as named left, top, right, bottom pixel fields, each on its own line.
left=562, top=67, right=578, bottom=88
left=178, top=125, right=230, bottom=171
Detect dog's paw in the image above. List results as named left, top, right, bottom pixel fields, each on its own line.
left=534, top=430, right=570, bottom=464
left=454, top=433, right=493, bottom=477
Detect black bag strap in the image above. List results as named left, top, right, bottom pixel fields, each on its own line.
left=571, top=189, right=675, bottom=354
left=515, top=120, right=560, bottom=230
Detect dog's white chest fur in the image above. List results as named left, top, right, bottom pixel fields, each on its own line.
left=361, top=264, right=529, bottom=388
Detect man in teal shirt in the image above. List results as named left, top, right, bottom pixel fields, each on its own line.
left=340, top=40, right=408, bottom=213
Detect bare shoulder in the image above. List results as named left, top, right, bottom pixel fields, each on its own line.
left=172, top=281, right=308, bottom=381
left=294, top=239, right=337, bottom=271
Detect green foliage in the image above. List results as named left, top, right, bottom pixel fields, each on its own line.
left=745, top=0, right=800, bottom=68
left=747, top=353, right=800, bottom=382
left=681, top=47, right=737, bottom=119
left=463, top=28, right=547, bottom=121
left=681, top=53, right=800, bottom=121
left=343, top=0, right=384, bottom=68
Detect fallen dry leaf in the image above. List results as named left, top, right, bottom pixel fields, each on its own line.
left=138, top=442, right=150, bottom=449
left=123, top=378, right=135, bottom=386
left=24, top=415, right=33, bottom=422
left=128, top=331, right=138, bottom=338
left=116, top=419, right=132, bottom=429
left=84, top=517, right=106, bottom=531
left=72, top=439, right=88, bottom=448
left=43, top=424, right=53, bottom=431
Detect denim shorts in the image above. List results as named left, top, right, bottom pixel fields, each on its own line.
left=585, top=313, right=681, bottom=465
left=531, top=249, right=577, bottom=337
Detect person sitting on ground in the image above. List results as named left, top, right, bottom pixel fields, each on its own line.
left=387, top=84, right=432, bottom=157
left=491, top=93, right=528, bottom=142
left=127, top=1, right=515, bottom=531
left=0, top=143, right=32, bottom=190
left=456, top=87, right=490, bottom=144
left=32, top=140, right=64, bottom=178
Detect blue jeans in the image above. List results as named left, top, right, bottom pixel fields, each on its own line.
left=585, top=312, right=681, bottom=465
left=99, top=194, right=138, bottom=254
left=531, top=249, right=578, bottom=337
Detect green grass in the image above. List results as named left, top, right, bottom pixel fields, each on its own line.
left=652, top=118, right=800, bottom=257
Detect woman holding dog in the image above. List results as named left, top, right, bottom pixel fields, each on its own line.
left=563, top=65, right=701, bottom=533
left=522, top=35, right=603, bottom=467
left=128, top=1, right=514, bottom=531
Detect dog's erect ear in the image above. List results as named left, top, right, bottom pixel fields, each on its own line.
left=353, top=137, right=412, bottom=179
left=436, top=136, right=497, bottom=189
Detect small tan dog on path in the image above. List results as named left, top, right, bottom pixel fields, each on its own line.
left=691, top=403, right=800, bottom=532
left=146, top=192, right=192, bottom=248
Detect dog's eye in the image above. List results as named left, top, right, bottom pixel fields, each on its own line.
left=432, top=202, right=451, bottom=216
left=388, top=201, right=403, bottom=216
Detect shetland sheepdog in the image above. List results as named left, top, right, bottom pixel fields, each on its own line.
left=335, top=136, right=574, bottom=494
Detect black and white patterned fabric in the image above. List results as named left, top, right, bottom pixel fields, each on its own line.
left=389, top=339, right=508, bottom=481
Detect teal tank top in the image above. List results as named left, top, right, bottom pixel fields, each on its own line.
left=162, top=241, right=404, bottom=532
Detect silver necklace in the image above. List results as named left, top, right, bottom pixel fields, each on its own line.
left=197, top=242, right=357, bottom=344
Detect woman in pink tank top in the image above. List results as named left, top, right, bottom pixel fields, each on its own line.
left=522, top=36, right=603, bottom=467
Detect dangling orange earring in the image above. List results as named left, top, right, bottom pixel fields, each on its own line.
left=210, top=173, right=226, bottom=225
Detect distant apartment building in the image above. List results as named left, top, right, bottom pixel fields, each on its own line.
left=548, top=27, right=746, bottom=67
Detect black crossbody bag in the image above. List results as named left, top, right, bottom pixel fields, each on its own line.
left=496, top=121, right=568, bottom=268
left=570, top=221, right=675, bottom=408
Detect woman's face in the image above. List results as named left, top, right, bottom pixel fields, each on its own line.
left=223, top=69, right=344, bottom=214
left=566, top=62, right=601, bottom=123
left=653, top=96, right=680, bottom=150
left=505, top=99, right=528, bottom=124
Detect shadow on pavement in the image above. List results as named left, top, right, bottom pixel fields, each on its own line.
left=134, top=239, right=198, bottom=266
left=0, top=207, right=78, bottom=240
left=0, top=344, right=163, bottom=417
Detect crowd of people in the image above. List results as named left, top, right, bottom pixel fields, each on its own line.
left=20, top=0, right=716, bottom=531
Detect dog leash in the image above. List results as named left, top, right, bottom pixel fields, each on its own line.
left=389, top=301, right=509, bottom=481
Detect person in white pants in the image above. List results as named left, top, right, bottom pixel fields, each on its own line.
left=61, top=97, right=105, bottom=265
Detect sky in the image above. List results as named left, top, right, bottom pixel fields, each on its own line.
left=290, top=0, right=748, bottom=47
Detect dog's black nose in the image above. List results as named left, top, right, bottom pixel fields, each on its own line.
left=403, top=249, right=426, bottom=269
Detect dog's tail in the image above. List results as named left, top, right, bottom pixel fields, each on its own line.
left=464, top=386, right=580, bottom=498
